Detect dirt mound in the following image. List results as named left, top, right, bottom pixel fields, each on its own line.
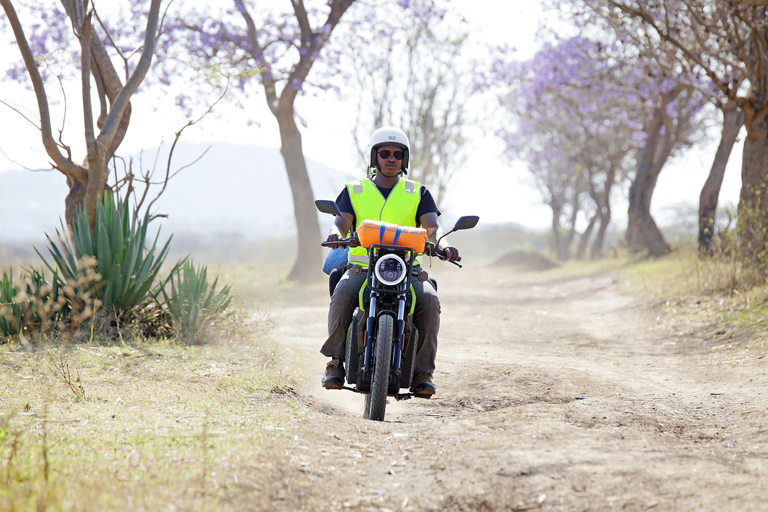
left=491, top=251, right=559, bottom=271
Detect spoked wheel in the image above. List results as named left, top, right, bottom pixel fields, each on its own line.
left=366, top=314, right=393, bottom=421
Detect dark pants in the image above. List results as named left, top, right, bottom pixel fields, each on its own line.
left=321, top=268, right=441, bottom=375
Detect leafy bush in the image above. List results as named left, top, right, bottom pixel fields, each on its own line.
left=39, top=194, right=171, bottom=313
left=155, top=261, right=232, bottom=341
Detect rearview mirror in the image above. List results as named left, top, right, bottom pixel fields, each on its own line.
left=452, top=216, right=479, bottom=232
left=316, top=199, right=355, bottom=233
left=315, top=199, right=342, bottom=216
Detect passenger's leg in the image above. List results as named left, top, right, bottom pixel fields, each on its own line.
left=321, top=269, right=366, bottom=360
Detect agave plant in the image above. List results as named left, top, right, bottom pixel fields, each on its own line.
left=38, top=193, right=172, bottom=313
left=155, top=260, right=232, bottom=340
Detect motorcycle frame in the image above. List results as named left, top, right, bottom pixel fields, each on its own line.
left=361, top=243, right=420, bottom=393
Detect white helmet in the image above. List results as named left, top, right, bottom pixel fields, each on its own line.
left=367, top=126, right=410, bottom=174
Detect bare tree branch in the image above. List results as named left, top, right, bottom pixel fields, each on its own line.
left=234, top=0, right=279, bottom=115
left=0, top=99, right=42, bottom=131
left=97, top=0, right=162, bottom=149
left=0, top=146, right=56, bottom=173
left=90, top=54, right=108, bottom=129
left=291, top=0, right=312, bottom=48
left=81, top=11, right=96, bottom=149
left=281, top=0, right=355, bottom=110
left=1, top=0, right=88, bottom=184
left=145, top=86, right=226, bottom=216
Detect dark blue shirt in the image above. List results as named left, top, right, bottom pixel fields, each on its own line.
left=335, top=182, right=440, bottom=228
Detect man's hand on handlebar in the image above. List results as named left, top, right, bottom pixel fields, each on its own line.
left=443, top=246, right=460, bottom=262
left=323, top=234, right=359, bottom=248
left=425, top=243, right=461, bottom=262
left=325, top=233, right=345, bottom=249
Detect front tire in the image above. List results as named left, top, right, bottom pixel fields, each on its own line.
left=366, top=314, right=393, bottom=421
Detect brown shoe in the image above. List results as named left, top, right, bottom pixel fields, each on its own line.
left=410, top=372, right=436, bottom=396
left=321, top=359, right=345, bottom=390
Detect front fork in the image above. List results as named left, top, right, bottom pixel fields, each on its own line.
left=362, top=296, right=407, bottom=379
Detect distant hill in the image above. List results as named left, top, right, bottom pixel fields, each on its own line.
left=0, top=141, right=356, bottom=244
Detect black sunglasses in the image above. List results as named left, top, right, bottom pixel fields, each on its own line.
left=378, top=150, right=404, bottom=160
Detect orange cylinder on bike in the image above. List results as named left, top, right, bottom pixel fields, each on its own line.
left=357, top=220, right=427, bottom=253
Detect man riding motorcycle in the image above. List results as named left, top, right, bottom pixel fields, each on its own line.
left=320, top=127, right=460, bottom=396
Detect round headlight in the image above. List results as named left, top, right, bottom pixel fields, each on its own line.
left=374, top=254, right=406, bottom=286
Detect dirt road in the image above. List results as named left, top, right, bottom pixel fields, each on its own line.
left=260, top=264, right=768, bottom=511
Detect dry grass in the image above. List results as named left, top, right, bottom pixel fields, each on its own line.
left=0, top=307, right=308, bottom=511
left=622, top=245, right=768, bottom=350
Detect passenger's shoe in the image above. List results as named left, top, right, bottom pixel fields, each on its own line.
left=410, top=372, right=436, bottom=396
left=321, top=359, right=345, bottom=390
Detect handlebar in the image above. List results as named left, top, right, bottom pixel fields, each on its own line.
left=321, top=239, right=462, bottom=267
left=321, top=237, right=360, bottom=248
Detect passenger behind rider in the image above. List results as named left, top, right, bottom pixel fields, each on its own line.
left=320, top=127, right=460, bottom=396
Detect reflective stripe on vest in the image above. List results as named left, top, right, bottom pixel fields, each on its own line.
left=348, top=177, right=421, bottom=266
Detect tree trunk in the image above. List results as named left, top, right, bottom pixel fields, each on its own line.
left=550, top=203, right=564, bottom=261
left=561, top=195, right=580, bottom=261
left=590, top=166, right=616, bottom=259
left=738, top=106, right=768, bottom=264
left=276, top=109, right=323, bottom=282
left=64, top=156, right=111, bottom=231
left=626, top=105, right=674, bottom=256
left=84, top=148, right=109, bottom=229
left=699, top=102, right=743, bottom=256
left=591, top=202, right=612, bottom=260
left=576, top=213, right=598, bottom=260
left=627, top=168, right=670, bottom=256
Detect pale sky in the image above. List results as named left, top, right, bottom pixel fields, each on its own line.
left=0, top=1, right=744, bottom=231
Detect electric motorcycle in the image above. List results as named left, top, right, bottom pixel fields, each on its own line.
left=315, top=199, right=479, bottom=421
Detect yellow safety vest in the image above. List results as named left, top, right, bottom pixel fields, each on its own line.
left=347, top=177, right=422, bottom=266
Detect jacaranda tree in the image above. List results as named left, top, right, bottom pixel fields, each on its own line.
left=153, top=0, right=458, bottom=281
left=497, top=34, right=707, bottom=258
left=570, top=0, right=768, bottom=264
left=152, top=0, right=360, bottom=282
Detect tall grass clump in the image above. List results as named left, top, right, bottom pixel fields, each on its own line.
left=154, top=260, right=232, bottom=342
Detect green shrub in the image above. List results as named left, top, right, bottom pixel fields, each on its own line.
left=38, top=194, right=171, bottom=313
left=155, top=261, right=232, bottom=341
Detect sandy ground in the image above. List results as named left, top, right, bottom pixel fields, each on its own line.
left=251, top=264, right=768, bottom=512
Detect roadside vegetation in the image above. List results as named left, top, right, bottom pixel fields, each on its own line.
left=0, top=194, right=300, bottom=511
left=0, top=331, right=308, bottom=511
left=624, top=243, right=768, bottom=350
left=0, top=195, right=231, bottom=345
left=0, top=208, right=330, bottom=510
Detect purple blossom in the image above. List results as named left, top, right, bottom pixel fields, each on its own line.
left=665, top=100, right=678, bottom=117
left=660, top=78, right=676, bottom=95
